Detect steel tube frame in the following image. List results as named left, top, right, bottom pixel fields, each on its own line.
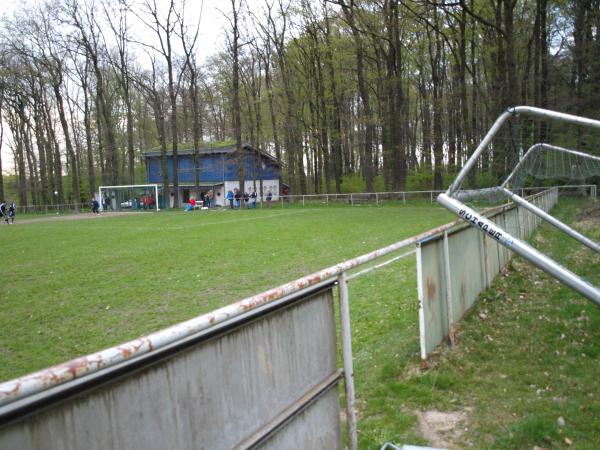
left=338, top=272, right=358, bottom=450
left=442, top=230, right=456, bottom=345
left=501, top=187, right=600, bottom=253
left=447, top=106, right=600, bottom=196
left=502, top=143, right=600, bottom=189
left=441, top=106, right=600, bottom=306
left=438, top=193, right=600, bottom=305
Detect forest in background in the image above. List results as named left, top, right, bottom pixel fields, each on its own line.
left=0, top=0, right=598, bottom=209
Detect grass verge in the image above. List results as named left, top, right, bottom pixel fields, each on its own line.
left=350, top=198, right=600, bottom=449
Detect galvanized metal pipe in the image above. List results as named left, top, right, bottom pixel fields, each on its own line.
left=502, top=188, right=600, bottom=253
left=446, top=109, right=514, bottom=195
left=338, top=272, right=358, bottom=450
left=437, top=193, right=600, bottom=306
left=416, top=245, right=428, bottom=360
left=442, top=231, right=455, bottom=345
left=448, top=106, right=600, bottom=196
left=502, top=143, right=600, bottom=189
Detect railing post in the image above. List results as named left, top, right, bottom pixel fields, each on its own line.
left=403, top=192, right=406, bottom=205
left=337, top=272, right=357, bottom=450
left=442, top=231, right=456, bottom=345
left=375, top=193, right=379, bottom=206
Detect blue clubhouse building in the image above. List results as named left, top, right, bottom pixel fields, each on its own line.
left=144, top=144, right=281, bottom=207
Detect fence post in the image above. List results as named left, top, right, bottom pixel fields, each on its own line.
left=350, top=193, right=353, bottom=206
left=302, top=195, right=305, bottom=207
left=337, top=272, right=357, bottom=450
left=480, top=231, right=490, bottom=289
left=442, top=230, right=456, bottom=345
left=403, top=192, right=406, bottom=205
left=376, top=193, right=379, bottom=206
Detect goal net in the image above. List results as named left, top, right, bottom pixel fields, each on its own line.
left=98, top=184, right=161, bottom=212
left=437, top=106, right=600, bottom=305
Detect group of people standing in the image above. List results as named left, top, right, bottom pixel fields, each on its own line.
left=185, top=190, right=214, bottom=211
left=226, top=189, right=272, bottom=209
left=0, top=200, right=16, bottom=224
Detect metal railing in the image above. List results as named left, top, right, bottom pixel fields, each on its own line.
left=7, top=184, right=596, bottom=216
left=275, top=185, right=596, bottom=208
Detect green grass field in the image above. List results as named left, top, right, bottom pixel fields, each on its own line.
left=1, top=199, right=598, bottom=449
left=0, top=203, right=453, bottom=381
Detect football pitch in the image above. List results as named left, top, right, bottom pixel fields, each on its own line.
left=0, top=203, right=454, bottom=382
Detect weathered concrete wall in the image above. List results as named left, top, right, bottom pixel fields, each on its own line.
left=417, top=189, right=558, bottom=358
left=0, top=288, right=340, bottom=450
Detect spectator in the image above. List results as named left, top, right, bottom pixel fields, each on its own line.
left=226, top=190, right=234, bottom=209
left=92, top=198, right=100, bottom=214
left=7, top=200, right=16, bottom=223
left=243, top=192, right=250, bottom=208
left=266, top=190, right=273, bottom=208
left=0, top=200, right=7, bottom=224
left=234, top=189, right=241, bottom=209
left=189, top=197, right=196, bottom=211
left=250, top=190, right=257, bottom=209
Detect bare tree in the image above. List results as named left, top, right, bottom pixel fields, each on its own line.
left=176, top=4, right=202, bottom=196
left=136, top=0, right=185, bottom=208
left=104, top=0, right=136, bottom=184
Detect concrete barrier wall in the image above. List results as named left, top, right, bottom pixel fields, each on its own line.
left=417, top=189, right=558, bottom=358
left=0, top=287, right=341, bottom=450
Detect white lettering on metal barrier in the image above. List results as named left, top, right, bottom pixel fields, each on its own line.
left=458, top=208, right=513, bottom=245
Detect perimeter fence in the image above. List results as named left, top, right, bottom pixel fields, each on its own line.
left=0, top=186, right=593, bottom=450
left=272, top=184, right=595, bottom=208
left=8, top=184, right=596, bottom=215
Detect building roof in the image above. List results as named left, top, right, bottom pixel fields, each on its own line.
left=143, top=144, right=281, bottom=166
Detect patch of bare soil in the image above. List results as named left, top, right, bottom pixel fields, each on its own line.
left=415, top=409, right=470, bottom=449
left=577, top=203, right=600, bottom=222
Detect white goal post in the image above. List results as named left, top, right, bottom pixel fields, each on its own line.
left=438, top=106, right=600, bottom=306
left=98, top=184, right=160, bottom=212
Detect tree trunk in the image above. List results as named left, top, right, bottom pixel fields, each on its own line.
left=231, top=0, right=244, bottom=195
left=53, top=82, right=80, bottom=212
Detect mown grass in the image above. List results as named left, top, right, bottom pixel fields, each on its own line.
left=349, top=197, right=600, bottom=449
left=0, top=203, right=453, bottom=381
